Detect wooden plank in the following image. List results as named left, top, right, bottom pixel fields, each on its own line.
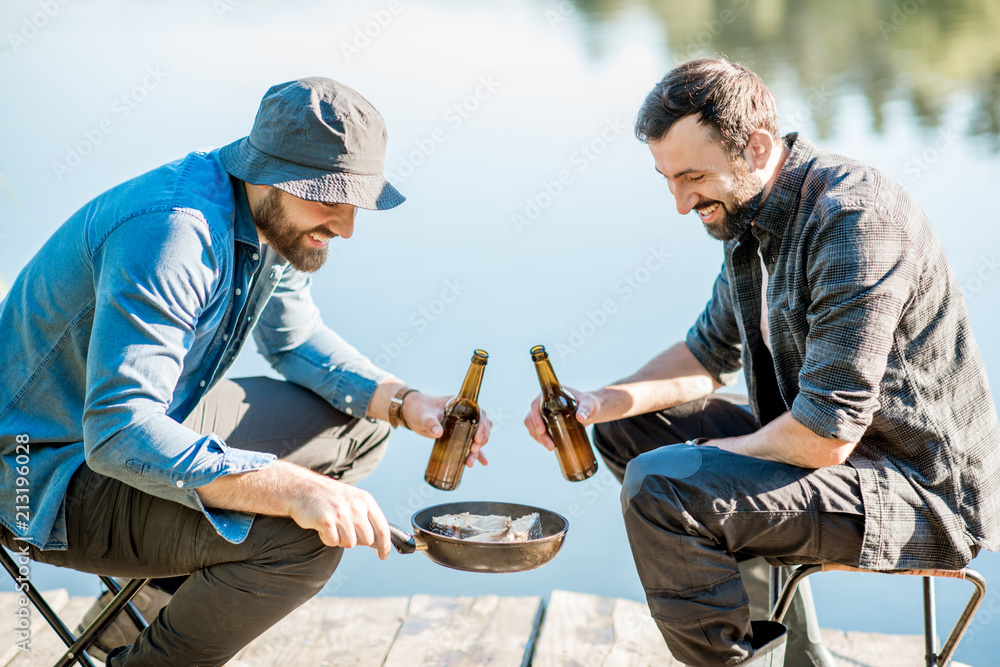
left=0, top=590, right=72, bottom=666
left=0, top=593, right=26, bottom=657
left=819, top=629, right=973, bottom=667
left=531, top=590, right=615, bottom=667
left=4, top=595, right=94, bottom=667
left=453, top=596, right=544, bottom=667
left=230, top=595, right=409, bottom=667
left=383, top=594, right=543, bottom=667
left=604, top=597, right=680, bottom=667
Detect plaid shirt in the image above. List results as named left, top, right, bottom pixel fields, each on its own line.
left=686, top=134, right=1000, bottom=570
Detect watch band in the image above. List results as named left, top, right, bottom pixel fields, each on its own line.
left=388, top=387, right=418, bottom=429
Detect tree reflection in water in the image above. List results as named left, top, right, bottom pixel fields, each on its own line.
left=562, top=0, right=1000, bottom=150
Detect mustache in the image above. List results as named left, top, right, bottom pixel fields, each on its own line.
left=694, top=199, right=723, bottom=212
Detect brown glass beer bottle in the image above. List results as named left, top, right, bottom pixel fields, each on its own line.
left=425, top=349, right=488, bottom=490
left=531, top=344, right=598, bottom=482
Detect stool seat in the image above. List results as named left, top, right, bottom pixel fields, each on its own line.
left=768, top=562, right=986, bottom=667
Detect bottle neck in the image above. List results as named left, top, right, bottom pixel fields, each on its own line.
left=533, top=355, right=561, bottom=392
left=457, top=361, right=486, bottom=402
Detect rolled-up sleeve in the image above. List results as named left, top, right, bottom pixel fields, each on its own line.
left=791, top=205, right=917, bottom=442
left=252, top=266, right=391, bottom=416
left=84, top=211, right=274, bottom=544
left=686, top=259, right=744, bottom=386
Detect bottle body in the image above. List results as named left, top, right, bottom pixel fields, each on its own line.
left=531, top=345, right=598, bottom=482
left=425, top=350, right=488, bottom=490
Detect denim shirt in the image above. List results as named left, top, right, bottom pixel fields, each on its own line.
left=686, top=134, right=1000, bottom=570
left=0, top=150, right=391, bottom=550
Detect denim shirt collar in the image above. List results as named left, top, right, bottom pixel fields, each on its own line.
left=231, top=176, right=261, bottom=250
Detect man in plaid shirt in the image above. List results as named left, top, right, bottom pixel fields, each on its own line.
left=525, top=58, right=999, bottom=666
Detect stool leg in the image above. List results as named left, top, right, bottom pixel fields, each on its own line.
left=101, top=576, right=150, bottom=631
left=0, top=548, right=95, bottom=667
left=937, top=569, right=987, bottom=667
left=54, top=578, right=151, bottom=667
left=769, top=564, right=822, bottom=623
left=923, top=576, right=937, bottom=666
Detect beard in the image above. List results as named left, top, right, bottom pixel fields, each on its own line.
left=253, top=189, right=328, bottom=273
left=698, top=157, right=765, bottom=242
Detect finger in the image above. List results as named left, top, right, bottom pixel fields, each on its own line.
left=353, top=511, right=376, bottom=549
left=530, top=405, right=547, bottom=436
left=423, top=413, right=444, bottom=439
left=474, top=415, right=492, bottom=444
left=575, top=392, right=597, bottom=425
left=466, top=441, right=489, bottom=467
left=338, top=522, right=358, bottom=549
left=523, top=413, right=554, bottom=450
left=321, top=524, right=341, bottom=549
left=368, top=506, right=391, bottom=560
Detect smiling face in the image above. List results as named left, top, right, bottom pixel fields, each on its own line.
left=648, top=114, right=764, bottom=242
left=251, top=187, right=357, bottom=272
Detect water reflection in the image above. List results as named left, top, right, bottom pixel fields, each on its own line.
left=567, top=0, right=1000, bottom=149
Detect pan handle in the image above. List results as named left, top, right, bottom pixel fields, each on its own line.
left=389, top=524, right=427, bottom=554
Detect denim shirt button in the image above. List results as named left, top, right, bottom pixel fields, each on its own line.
left=222, top=334, right=228, bottom=341
left=345, top=395, right=352, bottom=403
left=200, top=380, right=206, bottom=387
left=345, top=407, right=353, bottom=415
left=175, top=480, right=184, bottom=488
left=252, top=253, right=259, bottom=261
left=235, top=288, right=242, bottom=296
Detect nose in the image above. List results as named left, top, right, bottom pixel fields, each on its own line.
left=673, top=185, right=698, bottom=216
left=334, top=206, right=357, bottom=239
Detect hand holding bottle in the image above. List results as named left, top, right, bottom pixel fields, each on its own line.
left=425, top=349, right=490, bottom=490
left=403, top=391, right=491, bottom=465
left=526, top=345, right=598, bottom=482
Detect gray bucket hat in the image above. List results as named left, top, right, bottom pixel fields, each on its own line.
left=220, top=77, right=405, bottom=210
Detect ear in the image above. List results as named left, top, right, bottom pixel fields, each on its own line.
left=743, top=129, right=775, bottom=171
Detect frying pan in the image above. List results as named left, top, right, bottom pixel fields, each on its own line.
left=388, top=501, right=569, bottom=573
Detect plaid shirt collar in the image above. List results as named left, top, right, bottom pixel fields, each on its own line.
left=752, top=133, right=815, bottom=245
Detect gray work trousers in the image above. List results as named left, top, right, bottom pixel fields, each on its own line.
left=0, top=377, right=391, bottom=666
left=593, top=394, right=865, bottom=667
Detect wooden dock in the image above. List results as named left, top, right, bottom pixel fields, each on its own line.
left=0, top=590, right=972, bottom=666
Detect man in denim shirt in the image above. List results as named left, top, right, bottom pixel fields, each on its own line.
left=525, top=59, right=1000, bottom=666
left=0, top=78, right=491, bottom=665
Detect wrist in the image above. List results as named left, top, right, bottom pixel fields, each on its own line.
left=389, top=387, right=420, bottom=429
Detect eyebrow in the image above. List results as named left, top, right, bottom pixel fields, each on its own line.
left=654, top=166, right=702, bottom=179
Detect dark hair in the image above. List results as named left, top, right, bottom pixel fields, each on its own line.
left=634, top=58, right=779, bottom=157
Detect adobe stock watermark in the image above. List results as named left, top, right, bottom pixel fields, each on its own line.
left=546, top=0, right=580, bottom=29
left=211, top=0, right=245, bottom=18
left=957, top=586, right=1000, bottom=647
left=675, top=0, right=751, bottom=62
left=51, top=66, right=169, bottom=182
left=385, top=76, right=501, bottom=185
left=11, top=433, right=32, bottom=652
left=554, top=245, right=671, bottom=361
left=902, top=127, right=958, bottom=182
left=877, top=0, right=929, bottom=39
left=372, top=278, right=469, bottom=369
left=961, top=255, right=1000, bottom=304
left=778, top=85, right=832, bottom=133
left=6, top=0, right=72, bottom=53
left=339, top=0, right=403, bottom=62
left=511, top=117, right=628, bottom=234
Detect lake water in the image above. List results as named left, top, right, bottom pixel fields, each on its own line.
left=2, top=0, right=1000, bottom=663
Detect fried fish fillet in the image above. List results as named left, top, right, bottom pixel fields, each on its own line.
left=429, top=512, right=542, bottom=543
